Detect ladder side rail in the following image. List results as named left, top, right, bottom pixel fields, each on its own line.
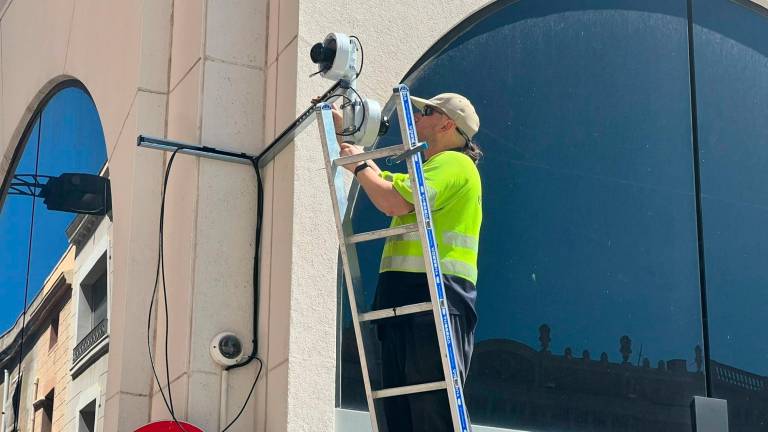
left=340, top=174, right=366, bottom=313
left=316, top=104, right=381, bottom=432
left=341, top=91, right=405, bottom=229
left=393, top=85, right=470, bottom=432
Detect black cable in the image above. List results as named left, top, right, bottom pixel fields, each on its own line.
left=326, top=90, right=366, bottom=137
left=227, top=156, right=264, bottom=369
left=222, top=359, right=263, bottom=432
left=325, top=93, right=358, bottom=136
left=220, top=156, right=264, bottom=430
left=146, top=148, right=189, bottom=432
left=13, top=113, right=42, bottom=432
left=160, top=152, right=183, bottom=431
left=350, top=35, right=364, bottom=78
left=349, top=36, right=366, bottom=136
left=347, top=86, right=367, bottom=137
left=147, top=150, right=265, bottom=432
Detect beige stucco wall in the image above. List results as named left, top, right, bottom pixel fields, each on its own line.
left=0, top=0, right=486, bottom=431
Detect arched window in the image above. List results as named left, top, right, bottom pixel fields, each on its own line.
left=338, top=0, right=768, bottom=430
left=0, top=83, right=107, bottom=332
left=691, top=1, right=768, bottom=430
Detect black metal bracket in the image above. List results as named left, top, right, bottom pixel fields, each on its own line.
left=7, top=174, right=54, bottom=197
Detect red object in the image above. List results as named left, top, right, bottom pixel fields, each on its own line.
left=134, top=421, right=204, bottom=432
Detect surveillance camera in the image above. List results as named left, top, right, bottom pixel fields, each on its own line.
left=352, top=98, right=390, bottom=148
left=310, top=33, right=358, bottom=81
left=210, top=332, right=247, bottom=367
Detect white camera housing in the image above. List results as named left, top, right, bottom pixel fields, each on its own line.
left=353, top=98, right=383, bottom=148
left=316, top=33, right=358, bottom=81
left=210, top=332, right=248, bottom=367
left=310, top=33, right=389, bottom=147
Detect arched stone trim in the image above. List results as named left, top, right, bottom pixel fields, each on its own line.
left=0, top=76, right=93, bottom=207
left=402, top=0, right=519, bottom=83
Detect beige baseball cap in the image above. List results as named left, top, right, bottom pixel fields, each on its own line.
left=411, top=93, right=480, bottom=140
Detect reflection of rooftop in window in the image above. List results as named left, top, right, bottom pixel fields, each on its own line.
left=338, top=323, right=768, bottom=430
left=66, top=214, right=105, bottom=256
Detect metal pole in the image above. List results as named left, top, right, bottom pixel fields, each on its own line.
left=137, top=135, right=255, bottom=165
left=219, top=369, right=228, bottom=431
left=137, top=80, right=343, bottom=168
left=256, top=80, right=342, bottom=168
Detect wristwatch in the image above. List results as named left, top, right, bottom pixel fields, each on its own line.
left=354, top=162, right=370, bottom=177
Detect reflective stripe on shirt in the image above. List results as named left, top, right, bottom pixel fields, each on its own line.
left=379, top=255, right=478, bottom=282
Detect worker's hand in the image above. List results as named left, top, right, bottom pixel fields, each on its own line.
left=339, top=143, right=364, bottom=172
left=330, top=103, right=343, bottom=135
left=312, top=96, right=344, bottom=134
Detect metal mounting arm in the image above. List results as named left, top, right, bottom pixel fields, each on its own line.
left=138, top=80, right=344, bottom=167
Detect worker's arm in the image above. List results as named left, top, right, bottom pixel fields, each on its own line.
left=320, top=99, right=412, bottom=216
left=339, top=143, right=414, bottom=217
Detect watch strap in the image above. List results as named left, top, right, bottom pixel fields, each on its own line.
left=354, top=162, right=370, bottom=176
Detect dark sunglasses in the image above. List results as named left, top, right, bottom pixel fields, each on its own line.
left=413, top=104, right=471, bottom=144
left=412, top=104, right=443, bottom=117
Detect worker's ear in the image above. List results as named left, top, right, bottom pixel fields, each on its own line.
left=441, top=118, right=456, bottom=132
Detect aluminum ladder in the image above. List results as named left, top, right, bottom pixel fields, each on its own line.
left=316, top=84, right=470, bottom=432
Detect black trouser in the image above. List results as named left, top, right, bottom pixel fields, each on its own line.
left=378, top=312, right=474, bottom=432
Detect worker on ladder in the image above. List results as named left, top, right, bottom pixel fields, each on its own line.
left=333, top=93, right=483, bottom=432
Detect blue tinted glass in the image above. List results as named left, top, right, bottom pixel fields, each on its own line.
left=0, top=86, right=106, bottom=331
left=339, top=1, right=708, bottom=430
left=0, top=121, right=39, bottom=330
left=693, top=1, right=768, bottom=430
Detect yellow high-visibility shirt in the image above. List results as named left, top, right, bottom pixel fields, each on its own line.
left=379, top=150, right=482, bottom=284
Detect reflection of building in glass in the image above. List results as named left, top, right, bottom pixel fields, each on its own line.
left=0, top=213, right=111, bottom=432
left=0, top=248, right=73, bottom=432
left=0, top=84, right=110, bottom=432
left=709, top=361, right=768, bottom=431
left=341, top=323, right=768, bottom=431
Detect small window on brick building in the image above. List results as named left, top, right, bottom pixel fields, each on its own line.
left=49, top=314, right=59, bottom=350
left=78, top=399, right=96, bottom=432
left=41, top=389, right=54, bottom=432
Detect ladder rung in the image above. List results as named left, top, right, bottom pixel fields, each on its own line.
left=347, top=223, right=419, bottom=244
left=358, top=302, right=432, bottom=322
left=372, top=381, right=447, bottom=399
left=333, top=146, right=402, bottom=166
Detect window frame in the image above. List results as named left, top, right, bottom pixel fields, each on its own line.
left=71, top=216, right=111, bottom=375
left=333, top=1, right=739, bottom=431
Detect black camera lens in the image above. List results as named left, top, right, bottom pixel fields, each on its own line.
left=378, top=117, right=391, bottom=137
left=310, top=40, right=337, bottom=69
left=218, top=335, right=242, bottom=359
